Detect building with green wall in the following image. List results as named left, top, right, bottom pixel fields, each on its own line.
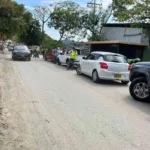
left=143, top=48, right=150, bottom=61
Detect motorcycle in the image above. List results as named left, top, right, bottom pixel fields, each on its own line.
left=67, top=59, right=77, bottom=70
left=33, top=52, right=39, bottom=58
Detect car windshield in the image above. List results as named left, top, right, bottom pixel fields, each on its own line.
left=14, top=45, right=29, bottom=52
left=103, top=54, right=127, bottom=63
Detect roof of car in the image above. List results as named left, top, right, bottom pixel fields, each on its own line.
left=14, top=45, right=27, bottom=48
left=91, top=51, right=124, bottom=56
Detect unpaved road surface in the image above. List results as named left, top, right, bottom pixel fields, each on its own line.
left=1, top=53, right=150, bottom=150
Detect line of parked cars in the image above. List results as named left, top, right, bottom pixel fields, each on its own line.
left=10, top=45, right=150, bottom=102
left=44, top=48, right=150, bottom=102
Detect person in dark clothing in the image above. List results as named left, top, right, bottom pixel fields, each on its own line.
left=41, top=49, right=45, bottom=59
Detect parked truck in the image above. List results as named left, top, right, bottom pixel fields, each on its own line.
left=57, top=49, right=86, bottom=66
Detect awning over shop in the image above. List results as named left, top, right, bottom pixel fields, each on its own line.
left=83, top=40, right=148, bottom=47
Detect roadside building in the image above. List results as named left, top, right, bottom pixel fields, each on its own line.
left=84, top=41, right=148, bottom=61
left=82, top=23, right=150, bottom=61
left=102, top=23, right=149, bottom=46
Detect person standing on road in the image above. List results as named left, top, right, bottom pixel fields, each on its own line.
left=53, top=49, right=57, bottom=64
left=34, top=47, right=39, bottom=58
left=54, top=47, right=62, bottom=64
left=42, top=49, right=46, bottom=59
left=67, top=47, right=76, bottom=70
left=29, top=48, right=33, bottom=57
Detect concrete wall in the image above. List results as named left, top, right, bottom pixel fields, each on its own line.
left=102, top=27, right=148, bottom=45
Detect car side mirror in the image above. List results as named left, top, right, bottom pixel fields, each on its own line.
left=83, top=57, right=86, bottom=59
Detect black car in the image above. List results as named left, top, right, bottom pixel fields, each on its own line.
left=12, top=45, right=31, bottom=61
left=129, top=62, right=150, bottom=102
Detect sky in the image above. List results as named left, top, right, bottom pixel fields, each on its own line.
left=15, top=0, right=112, bottom=41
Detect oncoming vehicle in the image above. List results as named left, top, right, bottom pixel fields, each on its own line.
left=76, top=51, right=132, bottom=84
left=12, top=45, right=31, bottom=61
left=129, top=62, right=150, bottom=102
left=8, top=44, right=14, bottom=51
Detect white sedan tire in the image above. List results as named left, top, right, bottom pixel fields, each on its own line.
left=92, top=70, right=99, bottom=83
left=76, top=65, right=82, bottom=75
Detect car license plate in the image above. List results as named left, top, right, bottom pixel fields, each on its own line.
left=114, top=74, right=121, bottom=78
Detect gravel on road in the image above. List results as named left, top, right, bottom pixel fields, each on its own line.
left=1, top=54, right=150, bottom=150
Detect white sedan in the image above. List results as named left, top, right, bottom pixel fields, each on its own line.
left=76, top=51, right=132, bottom=84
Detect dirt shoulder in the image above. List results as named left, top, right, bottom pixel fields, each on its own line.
left=0, top=52, right=4, bottom=114
left=0, top=53, right=6, bottom=149
left=0, top=54, right=38, bottom=150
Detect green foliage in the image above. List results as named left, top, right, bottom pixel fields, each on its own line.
left=113, top=0, right=150, bottom=42
left=19, top=19, right=42, bottom=46
left=43, top=34, right=63, bottom=49
left=34, top=6, right=51, bottom=43
left=48, top=0, right=112, bottom=41
left=113, top=0, right=150, bottom=23
left=0, top=0, right=31, bottom=38
left=48, top=1, right=82, bottom=41
left=82, top=5, right=112, bottom=41
left=0, top=0, right=63, bottom=47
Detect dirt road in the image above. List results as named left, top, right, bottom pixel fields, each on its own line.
left=1, top=54, right=150, bottom=150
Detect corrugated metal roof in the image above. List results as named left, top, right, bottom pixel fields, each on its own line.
left=103, top=23, right=150, bottom=28
left=83, top=40, right=148, bottom=47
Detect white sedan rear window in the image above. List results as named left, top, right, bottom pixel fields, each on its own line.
left=104, top=55, right=127, bottom=63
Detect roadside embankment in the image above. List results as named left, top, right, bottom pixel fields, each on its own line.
left=0, top=52, right=4, bottom=115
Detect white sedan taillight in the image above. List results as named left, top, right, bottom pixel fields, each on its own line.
left=128, top=64, right=132, bottom=71
left=99, top=62, right=108, bottom=69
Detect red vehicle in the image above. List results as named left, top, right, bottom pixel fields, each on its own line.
left=44, top=49, right=55, bottom=62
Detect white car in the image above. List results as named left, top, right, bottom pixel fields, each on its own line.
left=76, top=51, right=132, bottom=84
left=58, top=49, right=86, bottom=66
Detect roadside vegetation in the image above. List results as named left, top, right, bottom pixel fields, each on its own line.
left=0, top=0, right=62, bottom=49
left=0, top=0, right=149, bottom=46
left=113, top=0, right=150, bottom=44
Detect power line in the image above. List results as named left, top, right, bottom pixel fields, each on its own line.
left=87, top=0, right=102, bottom=8
left=87, top=0, right=102, bottom=40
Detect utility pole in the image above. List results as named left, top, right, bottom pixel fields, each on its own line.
left=87, top=0, right=102, bottom=8
left=87, top=0, right=102, bottom=40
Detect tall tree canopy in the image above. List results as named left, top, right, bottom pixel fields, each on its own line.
left=113, top=0, right=150, bottom=43
left=48, top=0, right=112, bottom=41
left=19, top=19, right=42, bottom=46
left=34, top=6, right=51, bottom=43
left=48, top=1, right=82, bottom=41
left=0, top=0, right=32, bottom=39
left=43, top=34, right=63, bottom=49
left=82, top=4, right=113, bottom=41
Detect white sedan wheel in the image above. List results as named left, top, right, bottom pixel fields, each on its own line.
left=76, top=66, right=82, bottom=75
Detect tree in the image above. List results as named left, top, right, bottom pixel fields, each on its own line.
left=19, top=19, right=42, bottom=46
left=113, top=0, right=150, bottom=44
left=33, top=6, right=51, bottom=43
left=0, top=0, right=32, bottom=39
left=43, top=34, right=63, bottom=49
left=48, top=1, right=82, bottom=41
left=82, top=4, right=113, bottom=41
